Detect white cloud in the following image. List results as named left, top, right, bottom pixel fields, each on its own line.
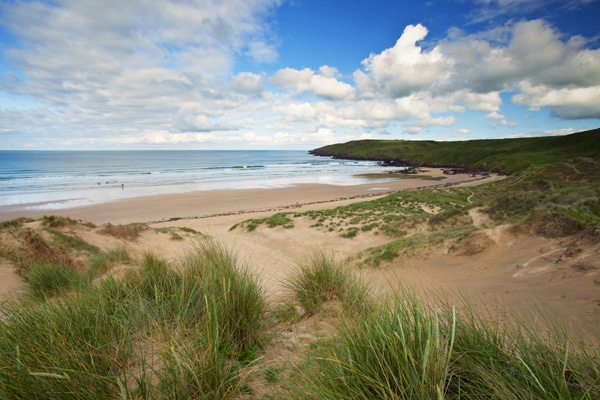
left=172, top=106, right=235, bottom=132
left=273, top=101, right=320, bottom=122
left=353, top=18, right=599, bottom=124
left=512, top=82, right=600, bottom=118
left=487, top=111, right=504, bottom=119
left=446, top=91, right=503, bottom=113
left=231, top=72, right=265, bottom=96
left=245, top=41, right=279, bottom=63
left=0, top=0, right=279, bottom=145
left=404, top=126, right=423, bottom=134
left=0, top=0, right=598, bottom=149
left=500, top=119, right=519, bottom=127
left=239, top=128, right=337, bottom=147
left=271, top=67, right=355, bottom=100
left=357, top=24, right=452, bottom=97
left=318, top=65, right=340, bottom=78
left=449, top=105, right=466, bottom=113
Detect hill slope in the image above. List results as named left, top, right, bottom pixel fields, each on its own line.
left=310, top=128, right=600, bottom=174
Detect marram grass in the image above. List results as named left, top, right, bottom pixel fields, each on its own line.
left=286, top=288, right=600, bottom=399
left=1, top=236, right=600, bottom=398
left=0, top=239, right=268, bottom=399
left=283, top=250, right=372, bottom=317
left=286, top=288, right=454, bottom=399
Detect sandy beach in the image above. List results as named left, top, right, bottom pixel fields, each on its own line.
left=2, top=169, right=599, bottom=340
left=0, top=169, right=484, bottom=225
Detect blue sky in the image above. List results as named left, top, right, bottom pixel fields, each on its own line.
left=1, top=0, right=599, bottom=150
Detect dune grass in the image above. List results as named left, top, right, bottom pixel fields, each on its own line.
left=40, top=215, right=85, bottom=228
left=1, top=155, right=599, bottom=398
left=0, top=239, right=269, bottom=399
left=44, top=228, right=101, bottom=255
left=283, top=250, right=372, bottom=317
left=87, top=246, right=132, bottom=277
left=230, top=157, right=599, bottom=270
left=25, top=262, right=91, bottom=300
left=231, top=212, right=295, bottom=232
left=286, top=288, right=600, bottom=399
left=98, top=223, right=147, bottom=241
left=287, top=290, right=453, bottom=399
left=1, top=232, right=599, bottom=398
left=0, top=217, right=33, bottom=230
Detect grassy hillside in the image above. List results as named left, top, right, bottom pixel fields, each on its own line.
left=310, top=128, right=600, bottom=174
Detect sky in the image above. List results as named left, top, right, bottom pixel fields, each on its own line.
left=0, top=0, right=599, bottom=150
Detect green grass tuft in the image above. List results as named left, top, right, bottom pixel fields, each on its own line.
left=235, top=212, right=295, bottom=231
left=287, top=288, right=600, bottom=399
left=284, top=250, right=372, bottom=316
left=0, top=240, right=269, bottom=399
left=87, top=247, right=131, bottom=277
left=40, top=215, right=81, bottom=228
left=44, top=228, right=100, bottom=254
left=26, top=263, right=90, bottom=300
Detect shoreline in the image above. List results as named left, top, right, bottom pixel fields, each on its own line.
left=0, top=169, right=497, bottom=225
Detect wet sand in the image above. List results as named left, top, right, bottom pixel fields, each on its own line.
left=0, top=169, right=491, bottom=225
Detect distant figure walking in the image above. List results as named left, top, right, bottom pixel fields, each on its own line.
left=121, top=184, right=124, bottom=190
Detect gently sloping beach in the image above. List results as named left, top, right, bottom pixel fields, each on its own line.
left=0, top=168, right=486, bottom=225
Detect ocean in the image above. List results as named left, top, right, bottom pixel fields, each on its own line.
left=0, top=150, right=398, bottom=211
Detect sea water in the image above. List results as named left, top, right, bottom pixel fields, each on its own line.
left=0, top=150, right=398, bottom=211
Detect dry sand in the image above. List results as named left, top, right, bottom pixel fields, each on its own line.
left=2, top=169, right=599, bottom=339
left=0, top=169, right=481, bottom=225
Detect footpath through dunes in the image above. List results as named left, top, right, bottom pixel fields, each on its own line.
left=1, top=191, right=598, bottom=340
left=155, top=205, right=600, bottom=340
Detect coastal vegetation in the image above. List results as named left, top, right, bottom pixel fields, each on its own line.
left=0, top=239, right=269, bottom=399
left=309, top=128, right=600, bottom=174
left=0, top=233, right=599, bottom=398
left=1, top=130, right=599, bottom=398
left=234, top=156, right=599, bottom=268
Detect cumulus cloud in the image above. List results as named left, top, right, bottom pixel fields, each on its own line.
left=487, top=111, right=504, bottom=119
left=357, top=24, right=452, bottom=97
left=513, top=82, right=600, bottom=119
left=231, top=72, right=265, bottom=96
left=353, top=18, right=600, bottom=119
left=0, top=0, right=598, bottom=149
left=271, top=67, right=355, bottom=100
left=172, top=105, right=235, bottom=132
left=0, top=0, right=279, bottom=144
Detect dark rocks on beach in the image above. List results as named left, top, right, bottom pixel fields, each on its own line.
left=309, top=149, right=502, bottom=175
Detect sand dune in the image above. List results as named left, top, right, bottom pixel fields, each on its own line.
left=2, top=169, right=598, bottom=340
